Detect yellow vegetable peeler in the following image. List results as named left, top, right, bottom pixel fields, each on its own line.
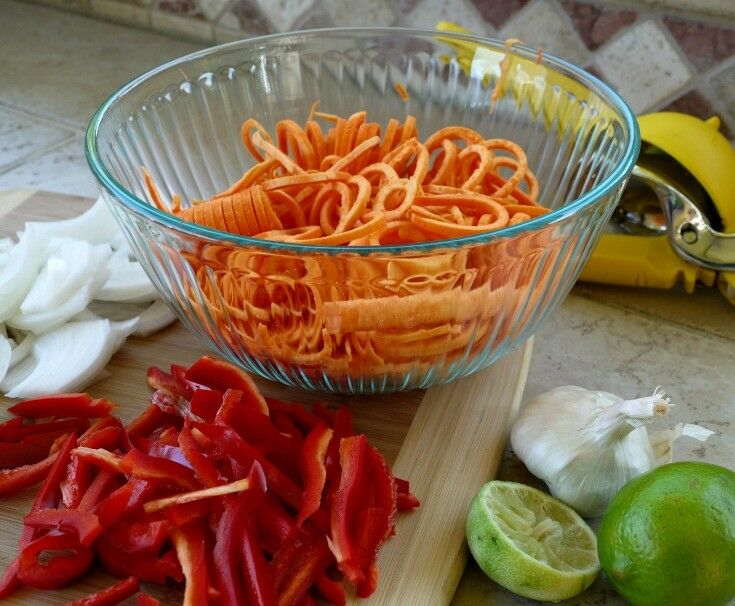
left=436, top=22, right=735, bottom=304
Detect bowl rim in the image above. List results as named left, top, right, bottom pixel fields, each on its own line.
left=85, top=26, right=640, bottom=255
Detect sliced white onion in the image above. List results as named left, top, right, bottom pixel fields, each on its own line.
left=0, top=354, right=35, bottom=394
left=0, top=238, right=13, bottom=253
left=109, top=232, right=129, bottom=252
left=6, top=319, right=120, bottom=399
left=0, top=227, right=44, bottom=323
left=10, top=242, right=112, bottom=334
left=110, top=317, right=139, bottom=350
left=134, top=301, right=177, bottom=337
left=0, top=337, right=11, bottom=384
left=9, top=333, right=33, bottom=369
left=96, top=248, right=158, bottom=303
left=25, top=196, right=121, bottom=245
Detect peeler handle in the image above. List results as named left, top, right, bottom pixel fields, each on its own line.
left=580, top=233, right=716, bottom=292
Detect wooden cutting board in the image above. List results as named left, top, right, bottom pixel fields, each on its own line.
left=0, top=190, right=532, bottom=606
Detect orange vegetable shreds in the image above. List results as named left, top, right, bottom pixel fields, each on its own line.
left=394, top=82, right=409, bottom=102
left=141, top=110, right=556, bottom=380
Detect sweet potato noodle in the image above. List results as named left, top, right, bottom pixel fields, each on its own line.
left=144, top=111, right=570, bottom=380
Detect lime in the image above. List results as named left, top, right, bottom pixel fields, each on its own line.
left=598, top=461, right=735, bottom=606
left=466, top=481, right=600, bottom=601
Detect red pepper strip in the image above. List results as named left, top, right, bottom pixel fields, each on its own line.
left=150, top=387, right=194, bottom=419
left=186, top=356, right=268, bottom=416
left=171, top=521, right=210, bottom=606
left=397, top=493, right=421, bottom=511
left=267, top=399, right=321, bottom=431
left=62, top=453, right=91, bottom=508
left=95, top=479, right=155, bottom=528
left=0, top=418, right=91, bottom=442
left=63, top=575, right=140, bottom=606
left=194, top=422, right=302, bottom=510
left=77, top=471, right=117, bottom=512
left=329, top=435, right=367, bottom=585
left=214, top=388, right=242, bottom=427
left=311, top=402, right=336, bottom=425
left=73, top=447, right=124, bottom=475
left=213, top=495, right=247, bottom=606
left=0, top=433, right=78, bottom=597
left=179, top=423, right=225, bottom=488
left=324, top=406, right=354, bottom=486
left=137, top=440, right=192, bottom=468
left=136, top=593, right=161, bottom=606
left=17, top=532, right=94, bottom=589
left=105, top=519, right=169, bottom=553
left=296, top=424, right=332, bottom=527
left=120, top=448, right=200, bottom=490
left=242, top=509, right=277, bottom=606
left=144, top=476, right=254, bottom=513
left=271, top=411, right=303, bottom=440
left=9, top=394, right=112, bottom=419
left=0, top=440, right=52, bottom=468
left=272, top=529, right=333, bottom=606
left=315, top=574, right=346, bottom=606
left=157, top=426, right=180, bottom=446
left=136, top=593, right=160, bottom=606
left=126, top=404, right=169, bottom=439
left=258, top=494, right=298, bottom=554
left=97, top=534, right=182, bottom=584
left=299, top=597, right=317, bottom=606
left=147, top=366, right=189, bottom=396
left=24, top=508, right=102, bottom=546
left=164, top=499, right=210, bottom=528
left=190, top=388, right=223, bottom=422
left=0, top=448, right=58, bottom=496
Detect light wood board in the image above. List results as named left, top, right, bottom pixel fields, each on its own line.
left=0, top=190, right=532, bottom=605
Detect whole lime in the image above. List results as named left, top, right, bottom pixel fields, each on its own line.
left=598, top=461, right=735, bottom=606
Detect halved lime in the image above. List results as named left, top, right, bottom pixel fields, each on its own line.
left=466, top=481, right=600, bottom=602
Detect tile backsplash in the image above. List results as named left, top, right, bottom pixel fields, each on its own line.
left=24, top=0, right=735, bottom=134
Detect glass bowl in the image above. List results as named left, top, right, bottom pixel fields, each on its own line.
left=86, top=28, right=639, bottom=393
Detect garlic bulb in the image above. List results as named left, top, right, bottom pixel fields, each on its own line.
left=510, top=386, right=714, bottom=517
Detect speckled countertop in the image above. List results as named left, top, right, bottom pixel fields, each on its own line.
left=1, top=2, right=733, bottom=604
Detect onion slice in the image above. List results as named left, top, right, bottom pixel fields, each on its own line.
left=24, top=196, right=121, bottom=244
left=134, top=301, right=177, bottom=337
left=0, top=228, right=44, bottom=323
left=0, top=337, right=11, bottom=384
left=96, top=248, right=158, bottom=303
left=6, top=319, right=121, bottom=399
left=9, top=332, right=33, bottom=369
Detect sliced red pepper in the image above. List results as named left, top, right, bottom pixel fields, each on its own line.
left=186, top=356, right=268, bottom=416
left=24, top=508, right=102, bottom=546
left=179, top=422, right=225, bottom=488
left=157, top=426, right=180, bottom=446
left=126, top=404, right=169, bottom=440
left=213, top=388, right=242, bottom=427
left=0, top=417, right=90, bottom=442
left=241, top=509, right=277, bottom=606
left=213, top=495, right=247, bottom=606
left=120, top=448, right=199, bottom=490
left=77, top=471, right=118, bottom=513
left=9, top=394, right=112, bottom=419
left=17, top=532, right=94, bottom=589
left=171, top=521, right=210, bottom=606
left=329, top=435, right=367, bottom=585
left=73, top=447, right=124, bottom=476
left=150, top=387, right=193, bottom=419
left=164, top=499, right=210, bottom=528
left=315, top=574, right=346, bottom=606
left=397, top=492, right=421, bottom=511
left=136, top=593, right=161, bottom=606
left=136, top=440, right=192, bottom=468
left=95, top=479, right=155, bottom=528
left=311, top=403, right=336, bottom=426
left=299, top=596, right=316, bottom=606
left=63, top=575, right=140, bottom=606
left=325, top=406, right=354, bottom=486
left=271, top=411, right=303, bottom=440
left=105, top=519, right=169, bottom=554
left=258, top=494, right=298, bottom=554
left=267, top=399, right=321, bottom=431
left=147, top=366, right=189, bottom=397
left=97, top=534, right=181, bottom=585
left=190, top=388, right=223, bottom=422
left=272, top=528, right=333, bottom=606
left=296, top=424, right=332, bottom=527
left=61, top=454, right=91, bottom=508
left=0, top=439, right=53, bottom=469
left=194, top=422, right=302, bottom=510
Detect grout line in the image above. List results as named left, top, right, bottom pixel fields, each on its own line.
left=0, top=99, right=86, bottom=132
left=0, top=133, right=79, bottom=177
left=572, top=291, right=735, bottom=345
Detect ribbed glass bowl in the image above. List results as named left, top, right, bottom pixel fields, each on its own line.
left=86, top=28, right=639, bottom=393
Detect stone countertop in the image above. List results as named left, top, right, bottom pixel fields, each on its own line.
left=1, top=2, right=733, bottom=604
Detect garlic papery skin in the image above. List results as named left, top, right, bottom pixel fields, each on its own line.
left=510, top=386, right=713, bottom=518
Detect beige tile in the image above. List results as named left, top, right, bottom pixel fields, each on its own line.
left=596, top=19, right=692, bottom=113
left=321, top=0, right=396, bottom=26
left=0, top=0, right=201, bottom=128
left=213, top=24, right=251, bottom=43
left=402, top=0, right=493, bottom=35
left=150, top=9, right=214, bottom=41
left=0, top=135, right=99, bottom=198
left=500, top=0, right=590, bottom=66
left=0, top=105, right=73, bottom=171
left=199, top=0, right=229, bottom=21
left=253, top=0, right=314, bottom=31
left=603, top=0, right=735, bottom=21
left=90, top=0, right=150, bottom=27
